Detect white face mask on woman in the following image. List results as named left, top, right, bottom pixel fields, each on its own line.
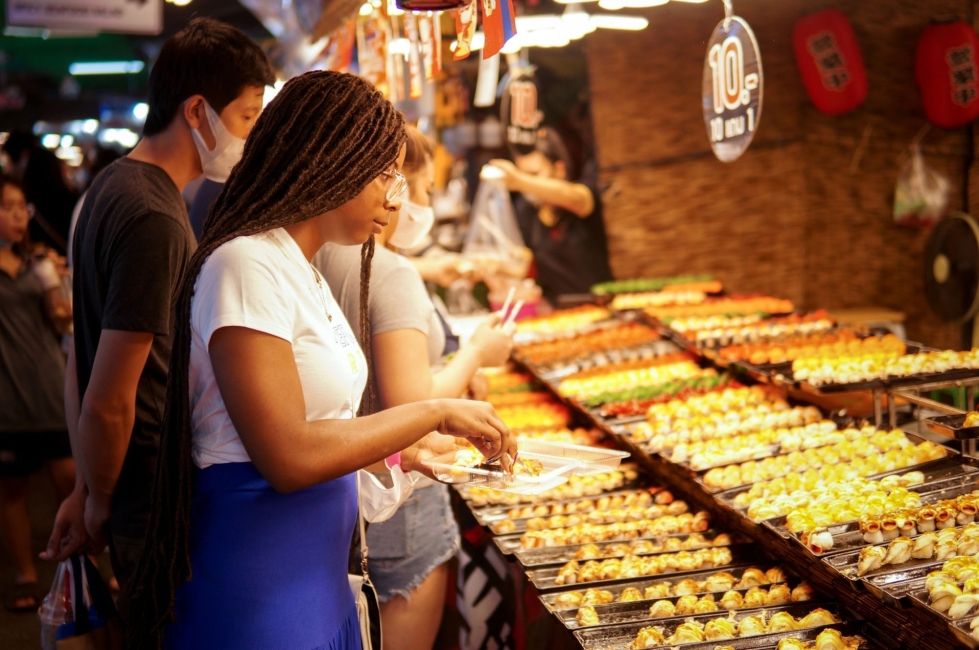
left=388, top=199, right=435, bottom=250
left=190, top=101, right=246, bottom=183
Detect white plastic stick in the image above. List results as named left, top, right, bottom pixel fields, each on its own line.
left=505, top=300, right=524, bottom=328
left=498, top=286, right=515, bottom=320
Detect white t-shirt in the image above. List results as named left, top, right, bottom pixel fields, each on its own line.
left=189, top=228, right=367, bottom=469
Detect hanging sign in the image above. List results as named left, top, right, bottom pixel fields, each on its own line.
left=702, top=4, right=763, bottom=163
left=501, top=72, right=543, bottom=155
left=916, top=21, right=979, bottom=129
left=7, top=0, right=162, bottom=35
left=792, top=8, right=867, bottom=116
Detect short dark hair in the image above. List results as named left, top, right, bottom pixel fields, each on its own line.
left=532, top=127, right=577, bottom=179
left=0, top=174, right=32, bottom=259
left=143, top=18, right=275, bottom=136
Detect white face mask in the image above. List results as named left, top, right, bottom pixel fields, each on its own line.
left=388, top=199, right=435, bottom=250
left=190, top=101, right=246, bottom=183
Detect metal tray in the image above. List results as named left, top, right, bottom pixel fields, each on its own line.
left=785, top=479, right=979, bottom=558
left=823, top=532, right=979, bottom=581
left=861, top=564, right=943, bottom=602
left=907, top=586, right=979, bottom=624
left=471, top=486, right=666, bottom=527
left=487, top=496, right=687, bottom=536
left=572, top=603, right=841, bottom=650
left=719, top=456, right=969, bottom=515
left=556, top=580, right=812, bottom=630
left=952, top=616, right=979, bottom=649
left=514, top=531, right=739, bottom=568
left=624, top=624, right=877, bottom=650
left=458, top=463, right=644, bottom=508
left=525, top=544, right=758, bottom=592
left=537, top=564, right=790, bottom=613
left=492, top=509, right=711, bottom=556
left=928, top=414, right=979, bottom=441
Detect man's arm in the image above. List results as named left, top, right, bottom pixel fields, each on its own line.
left=76, top=330, right=154, bottom=543
left=489, top=159, right=595, bottom=217
left=42, top=343, right=87, bottom=560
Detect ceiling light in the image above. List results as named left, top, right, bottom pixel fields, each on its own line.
left=41, top=134, right=60, bottom=149
left=598, top=0, right=668, bottom=9
left=60, top=134, right=75, bottom=148
left=82, top=119, right=99, bottom=135
left=69, top=60, right=145, bottom=75
left=131, top=102, right=149, bottom=122
left=590, top=13, right=649, bottom=30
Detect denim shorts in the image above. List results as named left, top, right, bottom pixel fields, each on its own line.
left=367, top=483, right=460, bottom=602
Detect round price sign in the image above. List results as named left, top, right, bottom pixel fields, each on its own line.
left=702, top=15, right=764, bottom=163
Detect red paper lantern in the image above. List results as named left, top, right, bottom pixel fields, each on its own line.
left=792, top=8, right=867, bottom=115
left=916, top=21, right=979, bottom=129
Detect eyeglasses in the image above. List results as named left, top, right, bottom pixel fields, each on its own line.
left=0, top=201, right=32, bottom=216
left=381, top=169, right=408, bottom=204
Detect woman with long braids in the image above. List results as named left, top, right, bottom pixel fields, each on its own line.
left=128, top=71, right=516, bottom=649
left=316, top=126, right=513, bottom=650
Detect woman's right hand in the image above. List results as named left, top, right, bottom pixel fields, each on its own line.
left=469, top=314, right=514, bottom=367
left=436, top=399, right=517, bottom=472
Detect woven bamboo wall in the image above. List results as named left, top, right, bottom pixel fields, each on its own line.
left=585, top=0, right=978, bottom=348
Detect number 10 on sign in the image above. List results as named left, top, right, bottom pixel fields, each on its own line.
left=702, top=16, right=763, bottom=162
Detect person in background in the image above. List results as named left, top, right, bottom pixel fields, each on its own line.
left=41, top=19, right=274, bottom=623
left=2, top=132, right=79, bottom=254
left=315, top=126, right=514, bottom=650
left=489, top=127, right=612, bottom=305
left=0, top=175, right=74, bottom=612
left=127, top=71, right=516, bottom=650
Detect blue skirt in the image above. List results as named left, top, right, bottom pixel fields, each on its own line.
left=167, top=462, right=361, bottom=650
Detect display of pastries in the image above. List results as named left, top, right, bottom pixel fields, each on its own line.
left=592, top=274, right=718, bottom=296
left=553, top=547, right=734, bottom=585
left=647, top=296, right=795, bottom=323
left=628, top=607, right=838, bottom=648
left=637, top=404, right=824, bottom=451
left=793, top=348, right=979, bottom=387
left=519, top=510, right=711, bottom=549
left=516, top=305, right=611, bottom=337
left=558, top=357, right=703, bottom=400
left=464, top=466, right=640, bottom=506
left=516, top=321, right=658, bottom=365
left=610, top=289, right=709, bottom=311
left=552, top=566, right=791, bottom=610
left=702, top=428, right=924, bottom=490
left=738, top=444, right=941, bottom=518
left=722, top=330, right=901, bottom=366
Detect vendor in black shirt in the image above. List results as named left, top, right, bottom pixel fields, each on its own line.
left=489, top=127, right=611, bottom=305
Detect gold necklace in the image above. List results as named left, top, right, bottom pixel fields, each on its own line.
left=310, top=265, right=333, bottom=322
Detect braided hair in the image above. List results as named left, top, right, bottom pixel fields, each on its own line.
left=128, top=70, right=405, bottom=648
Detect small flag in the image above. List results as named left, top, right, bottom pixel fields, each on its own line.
left=481, top=0, right=516, bottom=59
left=419, top=12, right=442, bottom=79
left=405, top=13, right=425, bottom=98
left=454, top=0, right=478, bottom=60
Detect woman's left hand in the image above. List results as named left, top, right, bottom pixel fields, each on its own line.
left=401, top=432, right=469, bottom=478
